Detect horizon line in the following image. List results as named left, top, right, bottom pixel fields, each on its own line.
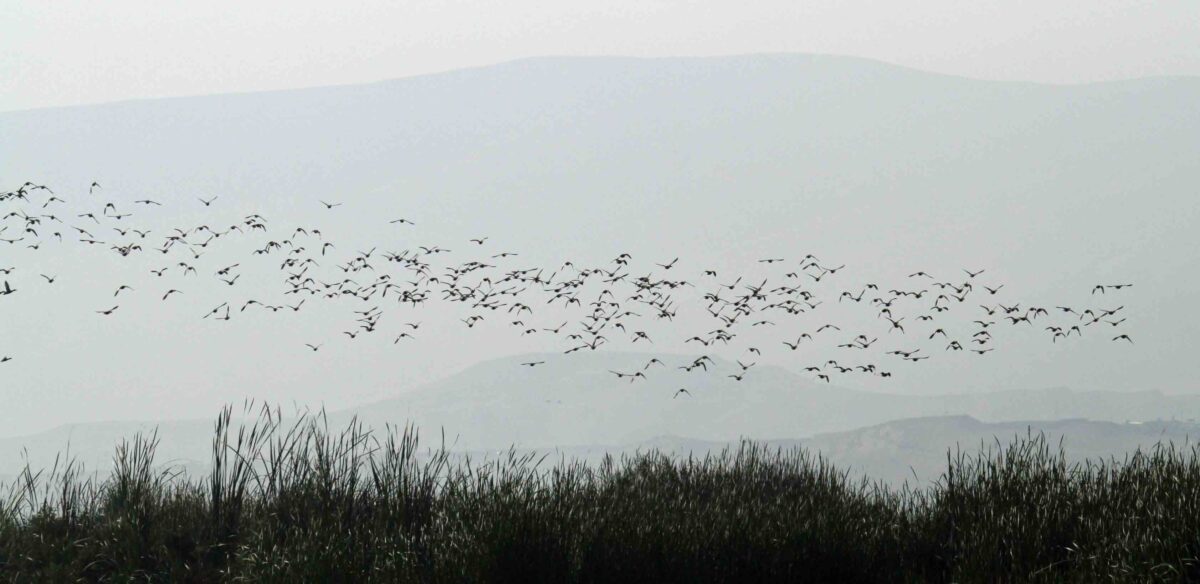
left=4, top=52, right=1198, bottom=116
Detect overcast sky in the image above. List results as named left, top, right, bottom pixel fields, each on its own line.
left=3, top=0, right=1199, bottom=112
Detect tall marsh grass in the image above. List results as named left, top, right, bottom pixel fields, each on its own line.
left=1, top=403, right=1198, bottom=582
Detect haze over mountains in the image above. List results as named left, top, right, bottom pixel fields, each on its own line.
left=1, top=54, right=1197, bottom=443
left=343, top=352, right=1200, bottom=449
left=2, top=351, right=1197, bottom=484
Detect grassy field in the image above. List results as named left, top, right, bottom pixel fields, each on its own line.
left=1, top=404, right=1198, bottom=582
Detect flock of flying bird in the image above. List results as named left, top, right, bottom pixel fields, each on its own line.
left=1, top=181, right=1134, bottom=398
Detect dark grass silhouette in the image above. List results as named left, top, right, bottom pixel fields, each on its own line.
left=2, top=404, right=1198, bottom=582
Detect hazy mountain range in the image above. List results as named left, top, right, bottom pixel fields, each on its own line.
left=2, top=352, right=1196, bottom=484
left=1, top=54, right=1197, bottom=436
left=1, top=55, right=1197, bottom=488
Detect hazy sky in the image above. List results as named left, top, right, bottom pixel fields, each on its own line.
left=3, top=52, right=1198, bottom=436
left=3, top=0, right=1199, bottom=112
left=1, top=3, right=1197, bottom=442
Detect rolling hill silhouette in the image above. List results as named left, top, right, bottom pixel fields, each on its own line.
left=3, top=352, right=1197, bottom=482
left=1, top=53, right=1196, bottom=444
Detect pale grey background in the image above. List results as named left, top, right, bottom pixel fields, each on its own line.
left=0, top=4, right=1197, bottom=477
left=2, top=54, right=1196, bottom=440
left=3, top=1, right=1199, bottom=112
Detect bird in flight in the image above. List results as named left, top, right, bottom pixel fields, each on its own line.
left=608, top=370, right=646, bottom=382
left=97, top=305, right=119, bottom=315
left=198, top=196, right=218, bottom=207
left=673, top=388, right=692, bottom=399
left=305, top=343, right=322, bottom=351
left=520, top=361, right=545, bottom=367
left=1113, top=335, right=1133, bottom=343
left=319, top=200, right=342, bottom=209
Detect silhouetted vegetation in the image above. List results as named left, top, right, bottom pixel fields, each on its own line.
left=2, top=404, right=1198, bottom=582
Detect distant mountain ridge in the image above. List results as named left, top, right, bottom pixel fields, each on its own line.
left=1, top=53, right=1196, bottom=439
left=340, top=352, right=1200, bottom=449
left=2, top=352, right=1197, bottom=482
